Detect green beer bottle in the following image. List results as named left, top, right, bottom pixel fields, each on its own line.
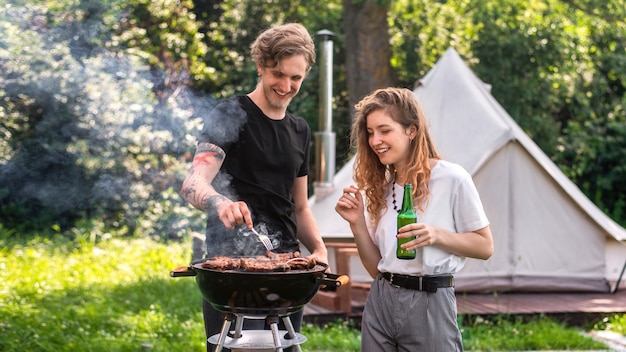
left=396, top=184, right=417, bottom=259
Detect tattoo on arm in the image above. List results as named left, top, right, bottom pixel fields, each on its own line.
left=181, top=142, right=228, bottom=211
left=194, top=143, right=225, bottom=167
left=203, top=195, right=227, bottom=211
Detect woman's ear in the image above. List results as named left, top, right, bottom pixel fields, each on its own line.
left=407, top=125, right=418, bottom=140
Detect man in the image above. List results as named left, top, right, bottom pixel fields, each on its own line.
left=180, top=23, right=328, bottom=351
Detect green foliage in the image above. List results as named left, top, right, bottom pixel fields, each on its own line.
left=191, top=0, right=352, bottom=163
left=1, top=234, right=622, bottom=351
left=593, top=313, right=626, bottom=335
left=1, top=0, right=625, bottom=234
left=551, top=12, right=626, bottom=222
left=0, top=235, right=206, bottom=351
left=465, top=0, right=626, bottom=225
left=0, top=0, right=206, bottom=236
left=301, top=320, right=361, bottom=351
left=389, top=0, right=479, bottom=84
left=460, top=314, right=609, bottom=351
left=2, top=232, right=625, bottom=351
left=387, top=0, right=626, bottom=227
left=469, top=0, right=588, bottom=151
left=558, top=118, right=626, bottom=222
left=112, top=0, right=211, bottom=86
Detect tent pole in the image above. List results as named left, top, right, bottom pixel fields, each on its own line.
left=612, top=257, right=626, bottom=294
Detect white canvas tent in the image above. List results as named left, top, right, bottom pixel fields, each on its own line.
left=309, top=47, right=626, bottom=293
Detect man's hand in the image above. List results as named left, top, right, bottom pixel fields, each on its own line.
left=213, top=197, right=253, bottom=230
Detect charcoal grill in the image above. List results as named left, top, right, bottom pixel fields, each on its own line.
left=171, top=258, right=349, bottom=351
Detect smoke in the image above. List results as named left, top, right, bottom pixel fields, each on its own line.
left=200, top=98, right=247, bottom=202
left=199, top=98, right=248, bottom=146
left=0, top=1, right=214, bottom=237
left=198, top=99, right=287, bottom=256
left=0, top=1, right=287, bottom=255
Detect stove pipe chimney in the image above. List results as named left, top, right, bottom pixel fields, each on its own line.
left=313, top=29, right=336, bottom=201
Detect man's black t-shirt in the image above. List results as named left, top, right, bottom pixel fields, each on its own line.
left=198, top=95, right=310, bottom=257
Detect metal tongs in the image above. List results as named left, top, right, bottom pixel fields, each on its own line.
left=250, top=227, right=274, bottom=250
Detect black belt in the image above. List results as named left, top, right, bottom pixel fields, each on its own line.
left=381, top=272, right=454, bottom=293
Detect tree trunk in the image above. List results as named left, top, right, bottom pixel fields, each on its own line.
left=343, top=0, right=396, bottom=116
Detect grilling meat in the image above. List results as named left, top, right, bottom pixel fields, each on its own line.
left=198, top=251, right=317, bottom=272
left=198, top=256, right=241, bottom=270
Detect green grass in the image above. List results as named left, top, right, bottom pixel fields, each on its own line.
left=301, top=320, right=361, bottom=351
left=0, top=234, right=623, bottom=351
left=460, top=315, right=611, bottom=351
left=0, top=235, right=206, bottom=352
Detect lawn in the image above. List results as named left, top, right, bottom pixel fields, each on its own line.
left=0, top=233, right=622, bottom=351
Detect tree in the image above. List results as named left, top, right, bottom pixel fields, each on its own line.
left=552, top=4, right=626, bottom=222
left=2, top=0, right=625, bottom=235
left=343, top=0, right=396, bottom=114
left=0, top=0, right=206, bottom=237
left=385, top=0, right=626, bottom=226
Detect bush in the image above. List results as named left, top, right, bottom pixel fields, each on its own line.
left=0, top=1, right=208, bottom=237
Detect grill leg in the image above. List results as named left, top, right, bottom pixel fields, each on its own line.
left=213, top=314, right=234, bottom=352
left=231, top=315, right=244, bottom=338
left=267, top=316, right=283, bottom=352
left=282, top=316, right=303, bottom=352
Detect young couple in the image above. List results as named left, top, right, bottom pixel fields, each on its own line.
left=182, top=21, right=493, bottom=352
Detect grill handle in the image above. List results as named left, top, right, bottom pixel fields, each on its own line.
left=317, top=273, right=350, bottom=287
left=170, top=266, right=197, bottom=277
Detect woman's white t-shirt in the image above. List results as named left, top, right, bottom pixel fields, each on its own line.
left=368, top=160, right=490, bottom=275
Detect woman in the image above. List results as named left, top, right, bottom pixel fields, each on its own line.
left=335, top=87, right=494, bottom=351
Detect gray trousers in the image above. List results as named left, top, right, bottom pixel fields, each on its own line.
left=361, top=274, right=463, bottom=352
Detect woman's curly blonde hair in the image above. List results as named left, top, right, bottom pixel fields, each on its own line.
left=351, top=87, right=440, bottom=225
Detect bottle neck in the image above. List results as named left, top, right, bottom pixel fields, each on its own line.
left=401, top=184, right=414, bottom=212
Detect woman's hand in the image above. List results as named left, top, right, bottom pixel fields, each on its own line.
left=335, top=185, right=365, bottom=225
left=397, top=222, right=437, bottom=250
left=335, top=185, right=381, bottom=277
